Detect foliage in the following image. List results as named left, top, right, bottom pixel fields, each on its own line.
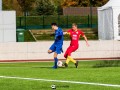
left=92, top=0, right=109, bottom=7
left=3, top=0, right=109, bottom=16
left=53, top=0, right=63, bottom=15
left=62, top=0, right=109, bottom=7
left=35, top=0, right=55, bottom=15
left=17, top=0, right=35, bottom=15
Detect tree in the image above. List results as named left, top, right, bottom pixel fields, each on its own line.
left=92, top=0, right=108, bottom=7
left=51, top=0, right=63, bottom=15
left=3, top=0, right=19, bottom=10
left=62, top=0, right=78, bottom=7
left=3, top=0, right=23, bottom=15
left=35, top=0, right=55, bottom=15
left=17, top=0, right=35, bottom=15
left=62, top=0, right=109, bottom=7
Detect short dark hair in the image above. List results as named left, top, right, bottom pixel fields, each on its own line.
left=51, top=23, right=57, bottom=26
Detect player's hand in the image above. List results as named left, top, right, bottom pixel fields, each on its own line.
left=50, top=33, right=55, bottom=36
left=63, top=32, right=67, bottom=35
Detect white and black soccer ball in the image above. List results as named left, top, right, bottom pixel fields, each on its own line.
left=51, top=84, right=56, bottom=89
left=57, top=61, right=63, bottom=67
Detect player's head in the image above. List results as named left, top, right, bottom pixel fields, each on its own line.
left=72, top=23, right=78, bottom=31
left=51, top=23, right=58, bottom=30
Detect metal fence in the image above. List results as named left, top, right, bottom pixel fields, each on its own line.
left=16, top=15, right=98, bottom=30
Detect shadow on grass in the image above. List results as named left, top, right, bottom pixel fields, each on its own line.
left=32, top=66, right=76, bottom=69
left=93, top=60, right=120, bottom=68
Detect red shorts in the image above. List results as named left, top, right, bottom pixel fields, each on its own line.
left=64, top=45, right=78, bottom=58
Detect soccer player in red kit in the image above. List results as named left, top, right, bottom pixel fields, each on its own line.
left=64, top=23, right=89, bottom=68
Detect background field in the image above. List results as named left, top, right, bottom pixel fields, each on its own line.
left=0, top=60, right=120, bottom=90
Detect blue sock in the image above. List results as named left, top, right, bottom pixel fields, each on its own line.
left=53, top=57, right=58, bottom=68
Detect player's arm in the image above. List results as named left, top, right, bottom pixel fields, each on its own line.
left=82, top=35, right=89, bottom=46
left=63, top=32, right=70, bottom=35
left=50, top=33, right=55, bottom=36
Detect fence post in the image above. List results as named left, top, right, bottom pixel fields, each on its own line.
left=90, top=0, right=93, bottom=28
left=66, top=15, right=68, bottom=28
left=19, top=17, right=22, bottom=28
left=43, top=15, right=45, bottom=28
left=25, top=16, right=27, bottom=30
left=88, top=15, right=90, bottom=28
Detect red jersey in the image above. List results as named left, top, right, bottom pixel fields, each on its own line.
left=67, top=29, right=84, bottom=46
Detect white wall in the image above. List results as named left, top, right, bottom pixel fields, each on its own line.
left=0, top=11, right=16, bottom=42
left=0, top=41, right=119, bottom=61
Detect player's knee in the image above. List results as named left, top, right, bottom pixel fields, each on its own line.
left=68, top=53, right=71, bottom=56
left=64, top=55, right=66, bottom=58
left=48, top=50, right=52, bottom=54
left=64, top=54, right=67, bottom=58
left=54, top=52, right=58, bottom=58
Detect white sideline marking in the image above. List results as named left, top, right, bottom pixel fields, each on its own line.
left=0, top=76, right=120, bottom=88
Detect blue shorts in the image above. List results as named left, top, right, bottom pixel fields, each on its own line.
left=49, top=43, right=63, bottom=54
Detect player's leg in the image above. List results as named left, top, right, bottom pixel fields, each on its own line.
left=48, top=43, right=55, bottom=54
left=67, top=56, right=78, bottom=68
left=64, top=58, right=69, bottom=67
left=64, top=48, right=68, bottom=58
left=64, top=46, right=71, bottom=67
left=48, top=49, right=52, bottom=53
left=53, top=45, right=63, bottom=69
left=48, top=44, right=58, bottom=68
left=66, top=46, right=76, bottom=63
left=53, top=52, right=58, bottom=69
left=67, top=46, right=79, bottom=68
left=67, top=56, right=76, bottom=63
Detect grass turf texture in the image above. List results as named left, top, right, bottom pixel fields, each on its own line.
left=0, top=61, right=120, bottom=90
left=24, top=30, right=36, bottom=42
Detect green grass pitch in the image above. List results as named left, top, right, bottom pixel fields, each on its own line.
left=0, top=61, right=120, bottom=90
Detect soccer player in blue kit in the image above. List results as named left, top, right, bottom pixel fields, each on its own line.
left=48, top=23, right=63, bottom=69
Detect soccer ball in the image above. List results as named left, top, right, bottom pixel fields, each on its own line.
left=57, top=61, right=63, bottom=67
left=51, top=84, right=56, bottom=89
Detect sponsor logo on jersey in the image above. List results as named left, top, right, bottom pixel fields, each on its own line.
left=73, top=35, right=77, bottom=37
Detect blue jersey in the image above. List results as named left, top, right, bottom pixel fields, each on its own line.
left=54, top=27, right=63, bottom=45
left=49, top=27, right=63, bottom=54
